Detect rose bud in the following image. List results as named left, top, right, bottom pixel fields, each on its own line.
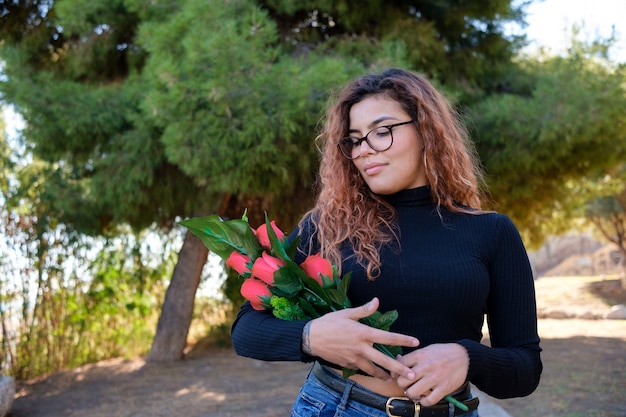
left=251, top=252, right=285, bottom=285
left=300, top=254, right=333, bottom=286
left=240, top=278, right=272, bottom=310
left=226, top=251, right=252, bottom=275
left=255, top=220, right=286, bottom=250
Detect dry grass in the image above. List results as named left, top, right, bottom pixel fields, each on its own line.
left=535, top=274, right=625, bottom=319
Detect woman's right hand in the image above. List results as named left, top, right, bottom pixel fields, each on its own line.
left=306, top=297, right=419, bottom=380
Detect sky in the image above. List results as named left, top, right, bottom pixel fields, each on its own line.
left=520, top=0, right=626, bottom=62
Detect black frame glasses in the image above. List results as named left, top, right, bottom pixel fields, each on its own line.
left=337, top=120, right=414, bottom=160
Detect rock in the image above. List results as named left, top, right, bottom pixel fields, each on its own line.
left=0, top=375, right=15, bottom=417
left=545, top=310, right=575, bottom=319
left=579, top=311, right=602, bottom=320
left=606, top=304, right=626, bottom=320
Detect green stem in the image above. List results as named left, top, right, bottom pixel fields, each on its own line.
left=203, top=230, right=247, bottom=254
left=302, top=287, right=337, bottom=312
left=373, top=343, right=395, bottom=358
left=444, top=395, right=469, bottom=411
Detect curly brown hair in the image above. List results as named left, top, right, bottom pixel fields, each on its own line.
left=301, top=68, right=486, bottom=279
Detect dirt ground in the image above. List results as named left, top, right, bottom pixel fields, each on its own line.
left=10, top=276, right=626, bottom=417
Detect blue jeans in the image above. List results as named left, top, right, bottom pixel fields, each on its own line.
left=290, top=366, right=480, bottom=417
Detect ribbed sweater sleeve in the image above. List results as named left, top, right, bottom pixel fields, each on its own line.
left=231, top=302, right=311, bottom=362
left=458, top=215, right=542, bottom=398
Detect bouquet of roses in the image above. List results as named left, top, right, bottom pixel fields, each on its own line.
left=180, top=211, right=470, bottom=411
left=179, top=211, right=401, bottom=377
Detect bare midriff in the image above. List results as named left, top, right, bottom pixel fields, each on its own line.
left=329, top=368, right=407, bottom=397
left=329, top=368, right=466, bottom=399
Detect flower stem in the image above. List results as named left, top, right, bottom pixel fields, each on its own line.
left=373, top=343, right=395, bottom=358
left=302, top=287, right=337, bottom=312
left=445, top=395, right=469, bottom=411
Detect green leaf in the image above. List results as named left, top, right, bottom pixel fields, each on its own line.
left=337, top=273, right=352, bottom=308
left=259, top=295, right=273, bottom=309
left=297, top=296, right=320, bottom=319
left=375, top=310, right=399, bottom=330
left=265, top=213, right=290, bottom=261
left=179, top=215, right=261, bottom=260
left=374, top=342, right=402, bottom=358
left=285, top=235, right=300, bottom=259
left=342, top=368, right=358, bottom=379
left=273, top=268, right=304, bottom=296
left=325, top=288, right=349, bottom=308
left=299, top=273, right=333, bottom=307
left=360, top=309, right=398, bottom=332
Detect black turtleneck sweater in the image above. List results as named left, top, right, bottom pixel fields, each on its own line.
left=231, top=186, right=542, bottom=399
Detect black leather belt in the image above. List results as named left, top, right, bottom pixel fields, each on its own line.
left=312, top=362, right=479, bottom=417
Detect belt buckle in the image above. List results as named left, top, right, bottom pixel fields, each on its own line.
left=385, top=396, right=420, bottom=417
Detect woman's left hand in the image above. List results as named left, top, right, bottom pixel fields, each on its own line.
left=394, top=343, right=469, bottom=406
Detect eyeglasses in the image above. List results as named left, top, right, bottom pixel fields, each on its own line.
left=337, top=120, right=414, bottom=160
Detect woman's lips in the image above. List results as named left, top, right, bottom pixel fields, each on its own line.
left=363, top=162, right=386, bottom=176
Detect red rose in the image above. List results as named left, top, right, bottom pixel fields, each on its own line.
left=255, top=220, right=285, bottom=250
left=226, top=251, right=252, bottom=275
left=240, top=278, right=272, bottom=310
left=300, top=254, right=333, bottom=286
left=251, top=252, right=285, bottom=285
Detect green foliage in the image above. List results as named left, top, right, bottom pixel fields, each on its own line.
left=0, top=0, right=529, bottom=235
left=221, top=267, right=246, bottom=308
left=52, top=0, right=141, bottom=80
left=138, top=0, right=355, bottom=196
left=471, top=55, right=626, bottom=246
left=2, top=231, right=173, bottom=380
left=0, top=131, right=175, bottom=379
left=1, top=0, right=374, bottom=235
left=260, top=0, right=524, bottom=99
left=584, top=167, right=626, bottom=257
left=2, top=49, right=198, bottom=231
left=270, top=296, right=306, bottom=320
left=188, top=295, right=237, bottom=348
left=0, top=212, right=175, bottom=379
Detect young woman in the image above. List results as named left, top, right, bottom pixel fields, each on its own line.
left=231, top=68, right=542, bottom=417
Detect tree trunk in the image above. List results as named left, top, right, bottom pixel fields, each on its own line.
left=147, top=230, right=208, bottom=362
